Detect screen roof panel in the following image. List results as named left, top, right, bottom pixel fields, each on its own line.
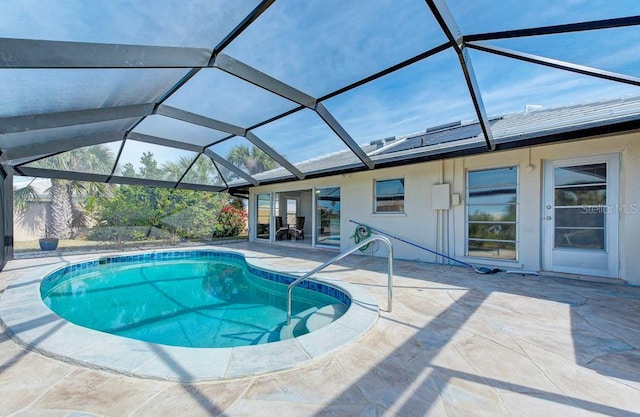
left=224, top=0, right=447, bottom=97
left=322, top=49, right=478, bottom=145
left=115, top=140, right=198, bottom=182
left=447, top=0, right=640, bottom=34
left=1, top=2, right=640, bottom=191
left=132, top=115, right=229, bottom=147
left=163, top=68, right=298, bottom=128
left=470, top=49, right=640, bottom=120
left=251, top=108, right=364, bottom=172
left=0, top=69, right=188, bottom=118
left=0, top=118, right=136, bottom=150
left=208, top=136, right=282, bottom=177
left=212, top=160, right=252, bottom=188
left=22, top=141, right=122, bottom=175
left=181, top=154, right=226, bottom=187
left=479, top=26, right=640, bottom=79
left=0, top=0, right=261, bottom=48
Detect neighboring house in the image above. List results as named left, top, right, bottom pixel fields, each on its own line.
left=13, top=178, right=50, bottom=241
left=247, top=97, right=640, bottom=285
left=13, top=178, right=92, bottom=241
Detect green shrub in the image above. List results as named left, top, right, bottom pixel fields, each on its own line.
left=212, top=205, right=247, bottom=238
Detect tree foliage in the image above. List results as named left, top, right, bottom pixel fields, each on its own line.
left=15, top=145, right=115, bottom=239
left=88, top=152, right=245, bottom=247
left=226, top=145, right=277, bottom=175
left=16, top=146, right=254, bottom=247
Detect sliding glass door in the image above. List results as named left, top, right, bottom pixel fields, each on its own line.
left=316, top=187, right=340, bottom=247
left=256, top=193, right=271, bottom=240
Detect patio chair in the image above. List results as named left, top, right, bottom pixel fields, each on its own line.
left=290, top=216, right=305, bottom=240
left=275, top=216, right=290, bottom=240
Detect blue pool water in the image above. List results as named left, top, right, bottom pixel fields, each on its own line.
left=40, top=251, right=349, bottom=348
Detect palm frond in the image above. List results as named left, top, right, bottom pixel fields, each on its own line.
left=13, top=180, right=40, bottom=213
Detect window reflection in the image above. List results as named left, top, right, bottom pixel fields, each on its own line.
left=256, top=194, right=271, bottom=239
left=555, top=229, right=604, bottom=249
left=554, top=163, right=606, bottom=186
left=316, top=187, right=340, bottom=247
left=553, top=163, right=607, bottom=251
left=467, top=167, right=518, bottom=260
left=375, top=179, right=404, bottom=213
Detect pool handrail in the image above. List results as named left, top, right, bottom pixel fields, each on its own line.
left=286, top=234, right=393, bottom=325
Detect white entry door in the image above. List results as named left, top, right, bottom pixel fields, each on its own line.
left=543, top=154, right=619, bottom=277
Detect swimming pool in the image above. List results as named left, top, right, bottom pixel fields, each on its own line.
left=0, top=248, right=378, bottom=380
left=40, top=251, right=349, bottom=348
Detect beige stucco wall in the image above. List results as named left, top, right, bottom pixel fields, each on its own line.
left=250, top=131, right=640, bottom=285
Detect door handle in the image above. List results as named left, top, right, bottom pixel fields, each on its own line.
left=545, top=216, right=552, bottom=220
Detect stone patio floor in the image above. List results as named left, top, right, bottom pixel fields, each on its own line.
left=1, top=241, right=639, bottom=417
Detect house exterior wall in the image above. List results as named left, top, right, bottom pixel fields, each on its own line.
left=249, top=131, right=640, bottom=285
left=13, top=202, right=47, bottom=241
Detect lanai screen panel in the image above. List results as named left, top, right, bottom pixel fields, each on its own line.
left=251, top=109, right=364, bottom=173
left=446, top=0, right=640, bottom=34
left=1, top=119, right=138, bottom=152
left=470, top=50, right=640, bottom=140
left=323, top=49, right=478, bottom=145
left=0, top=69, right=188, bottom=118
left=215, top=163, right=252, bottom=188
left=0, top=1, right=639, bottom=191
left=479, top=26, right=640, bottom=80
left=115, top=140, right=198, bottom=182
left=471, top=50, right=640, bottom=118
left=132, top=115, right=229, bottom=148
left=0, top=0, right=261, bottom=47
left=208, top=136, right=283, bottom=179
left=22, top=141, right=122, bottom=175
left=181, top=154, right=227, bottom=187
left=224, top=0, right=447, bottom=97
left=163, top=69, right=298, bottom=129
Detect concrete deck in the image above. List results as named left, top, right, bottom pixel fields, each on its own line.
left=1, top=242, right=639, bottom=416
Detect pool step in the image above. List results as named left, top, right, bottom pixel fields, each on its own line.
left=255, top=307, right=317, bottom=344
left=305, top=303, right=347, bottom=333
left=255, top=304, right=347, bottom=344
left=279, top=306, right=318, bottom=340
left=278, top=304, right=347, bottom=340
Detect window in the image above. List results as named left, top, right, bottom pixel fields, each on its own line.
left=375, top=179, right=404, bottom=213
left=554, top=163, right=606, bottom=250
left=467, top=167, right=518, bottom=260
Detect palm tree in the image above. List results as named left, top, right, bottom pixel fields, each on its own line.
left=163, top=154, right=220, bottom=185
left=13, top=178, right=40, bottom=214
left=17, top=145, right=115, bottom=239
left=185, top=155, right=220, bottom=185
left=226, top=145, right=277, bottom=175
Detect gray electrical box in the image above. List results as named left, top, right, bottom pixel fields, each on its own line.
left=432, top=183, right=450, bottom=210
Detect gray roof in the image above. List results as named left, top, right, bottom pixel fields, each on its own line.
left=250, top=96, right=640, bottom=181
left=373, top=96, right=640, bottom=162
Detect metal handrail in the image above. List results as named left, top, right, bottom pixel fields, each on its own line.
left=286, top=234, right=393, bottom=324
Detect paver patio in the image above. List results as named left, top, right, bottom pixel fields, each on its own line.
left=1, top=242, right=639, bottom=416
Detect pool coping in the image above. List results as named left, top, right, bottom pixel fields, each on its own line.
left=0, top=248, right=379, bottom=382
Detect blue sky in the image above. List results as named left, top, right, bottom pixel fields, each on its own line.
left=3, top=0, right=640, bottom=173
